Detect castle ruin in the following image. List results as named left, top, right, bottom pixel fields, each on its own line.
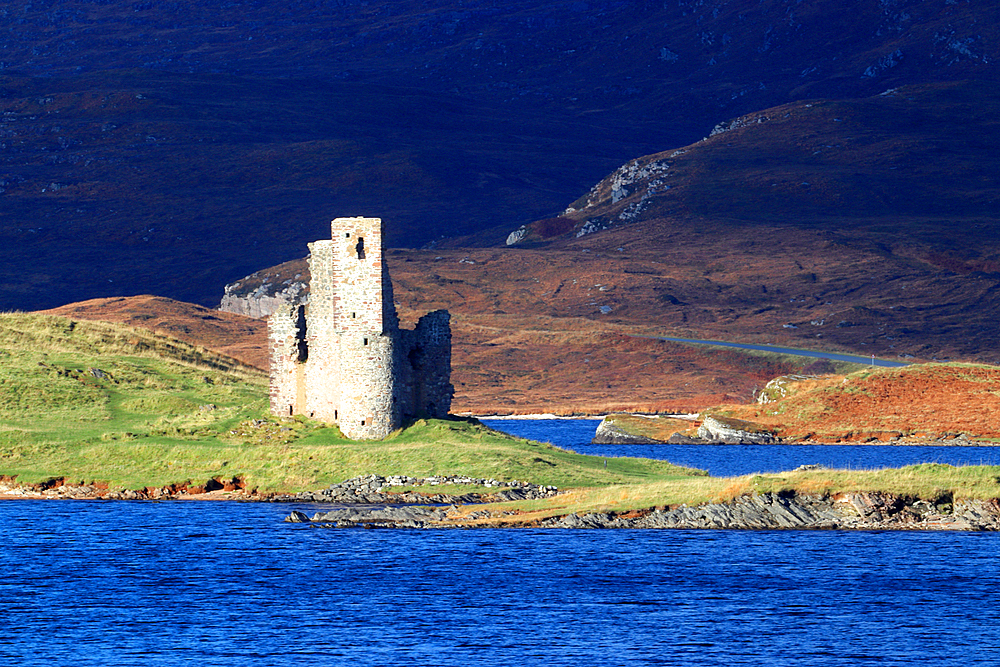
left=268, top=217, right=453, bottom=439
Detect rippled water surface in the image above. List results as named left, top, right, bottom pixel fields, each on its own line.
left=483, top=419, right=1000, bottom=476
left=3, top=420, right=1000, bottom=665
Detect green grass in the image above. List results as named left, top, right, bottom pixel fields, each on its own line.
left=449, top=463, right=1000, bottom=524
left=4, top=312, right=1000, bottom=518
left=742, top=463, right=1000, bottom=500
left=0, top=313, right=703, bottom=492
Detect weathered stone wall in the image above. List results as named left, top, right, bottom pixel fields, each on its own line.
left=302, top=240, right=340, bottom=423
left=411, top=309, right=453, bottom=418
left=267, top=216, right=452, bottom=440
left=268, top=302, right=305, bottom=417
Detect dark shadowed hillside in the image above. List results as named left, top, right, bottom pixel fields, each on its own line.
left=1, top=0, right=998, bottom=310
left=223, top=81, right=1000, bottom=365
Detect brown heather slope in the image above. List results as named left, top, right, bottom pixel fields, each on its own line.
left=238, top=234, right=985, bottom=365
left=40, top=296, right=813, bottom=415
left=713, top=364, right=1000, bottom=442
left=42, top=296, right=269, bottom=370
left=443, top=83, right=1000, bottom=364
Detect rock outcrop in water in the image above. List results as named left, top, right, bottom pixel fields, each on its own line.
left=696, top=415, right=779, bottom=444
left=591, top=418, right=665, bottom=444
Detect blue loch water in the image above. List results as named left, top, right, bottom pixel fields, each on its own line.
left=3, top=420, right=1000, bottom=665
left=483, top=418, right=1000, bottom=476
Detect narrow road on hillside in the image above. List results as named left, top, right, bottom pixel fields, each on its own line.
left=647, top=336, right=909, bottom=368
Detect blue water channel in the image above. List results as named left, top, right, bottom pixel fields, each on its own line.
left=481, top=419, right=1000, bottom=477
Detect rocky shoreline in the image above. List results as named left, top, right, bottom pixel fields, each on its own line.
left=0, top=474, right=557, bottom=504
left=269, top=474, right=558, bottom=504
left=8, top=473, right=1000, bottom=532
left=591, top=413, right=998, bottom=446
left=285, top=491, right=1000, bottom=531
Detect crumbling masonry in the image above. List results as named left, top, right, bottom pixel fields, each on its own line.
left=268, top=217, right=453, bottom=439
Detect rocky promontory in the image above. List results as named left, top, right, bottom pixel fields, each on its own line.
left=591, top=413, right=779, bottom=445
left=286, top=491, right=1000, bottom=531
left=696, top=415, right=779, bottom=444
left=540, top=492, right=1000, bottom=531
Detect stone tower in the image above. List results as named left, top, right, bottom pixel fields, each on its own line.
left=268, top=216, right=453, bottom=440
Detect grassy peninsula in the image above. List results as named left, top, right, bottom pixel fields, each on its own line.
left=3, top=312, right=1000, bottom=522
left=0, top=313, right=698, bottom=492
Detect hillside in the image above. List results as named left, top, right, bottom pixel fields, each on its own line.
left=45, top=295, right=827, bottom=415
left=1, top=0, right=998, bottom=310
left=43, top=295, right=269, bottom=369
left=519, top=81, right=1000, bottom=253
left=711, top=363, right=1000, bottom=442
left=216, top=79, right=1000, bottom=366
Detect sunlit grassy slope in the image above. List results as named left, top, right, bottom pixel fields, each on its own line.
left=0, top=313, right=700, bottom=491
left=448, top=463, right=1000, bottom=524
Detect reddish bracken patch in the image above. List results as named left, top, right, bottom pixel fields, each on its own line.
left=528, top=217, right=576, bottom=239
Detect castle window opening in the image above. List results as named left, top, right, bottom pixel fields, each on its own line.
left=363, top=337, right=369, bottom=346
left=361, top=420, right=366, bottom=426
left=294, top=305, right=308, bottom=362
left=356, top=237, right=365, bottom=260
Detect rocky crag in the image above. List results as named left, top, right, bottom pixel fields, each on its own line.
left=696, top=415, right=779, bottom=444
left=591, top=418, right=665, bottom=445
left=591, top=413, right=778, bottom=445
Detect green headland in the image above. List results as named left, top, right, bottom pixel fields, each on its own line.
left=3, top=312, right=1000, bottom=526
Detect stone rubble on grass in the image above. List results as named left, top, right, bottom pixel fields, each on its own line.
left=273, top=474, right=558, bottom=504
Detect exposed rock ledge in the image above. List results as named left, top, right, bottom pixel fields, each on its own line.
left=287, top=492, right=1000, bottom=531
left=591, top=418, right=664, bottom=444
left=696, top=415, right=778, bottom=444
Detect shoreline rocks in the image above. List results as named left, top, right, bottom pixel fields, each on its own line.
left=591, top=419, right=664, bottom=444
left=538, top=493, right=1000, bottom=531
left=270, top=474, right=558, bottom=504
left=696, top=415, right=778, bottom=444
left=0, top=474, right=558, bottom=504
left=287, top=491, right=1000, bottom=531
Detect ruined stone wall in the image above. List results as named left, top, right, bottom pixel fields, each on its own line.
left=268, top=302, right=306, bottom=417
left=410, top=310, right=453, bottom=418
left=336, top=332, right=397, bottom=439
left=302, top=240, right=341, bottom=423
left=268, top=216, right=451, bottom=440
